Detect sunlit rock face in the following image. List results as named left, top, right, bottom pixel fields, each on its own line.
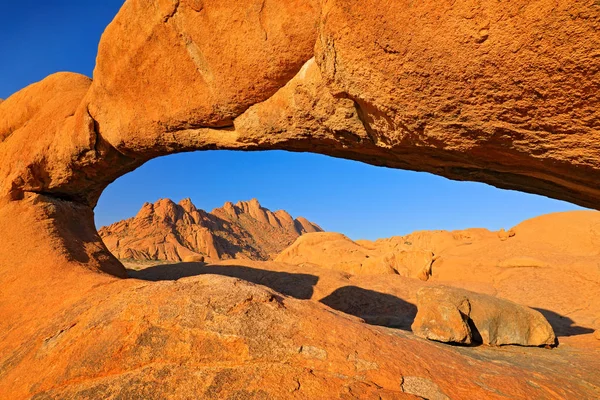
left=1, top=0, right=599, bottom=215
left=0, top=1, right=599, bottom=398
left=98, top=197, right=322, bottom=262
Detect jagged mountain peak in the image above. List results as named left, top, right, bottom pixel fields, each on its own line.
left=99, top=198, right=323, bottom=263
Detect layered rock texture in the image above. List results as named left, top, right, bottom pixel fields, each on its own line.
left=99, top=198, right=321, bottom=262
left=1, top=0, right=600, bottom=398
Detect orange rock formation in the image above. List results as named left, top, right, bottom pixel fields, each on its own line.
left=119, top=210, right=600, bottom=398
left=276, top=210, right=600, bottom=339
left=411, top=286, right=556, bottom=347
left=99, top=198, right=321, bottom=262
left=1, top=0, right=599, bottom=398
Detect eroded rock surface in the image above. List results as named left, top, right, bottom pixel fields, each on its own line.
left=1, top=196, right=600, bottom=398
left=411, top=289, right=473, bottom=344
left=281, top=210, right=600, bottom=340
left=99, top=198, right=321, bottom=262
left=1, top=0, right=599, bottom=213
left=0, top=0, right=598, bottom=273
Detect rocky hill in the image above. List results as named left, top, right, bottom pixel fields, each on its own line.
left=98, top=198, right=322, bottom=262
left=273, top=210, right=600, bottom=338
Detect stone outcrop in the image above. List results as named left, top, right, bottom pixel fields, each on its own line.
left=99, top=198, right=321, bottom=262
left=276, top=229, right=496, bottom=279
left=2, top=199, right=600, bottom=397
left=412, top=286, right=556, bottom=347
left=1, top=0, right=599, bottom=397
left=5, top=269, right=599, bottom=399
left=411, top=290, right=473, bottom=344
left=267, top=210, right=600, bottom=341
left=497, top=228, right=516, bottom=241
left=276, top=232, right=438, bottom=279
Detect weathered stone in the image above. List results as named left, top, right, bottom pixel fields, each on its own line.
left=497, top=228, right=516, bottom=241
left=412, top=286, right=556, bottom=347
left=1, top=199, right=599, bottom=398
left=411, top=289, right=472, bottom=344
left=87, top=0, right=322, bottom=154
left=1, top=0, right=599, bottom=275
left=314, top=0, right=600, bottom=209
left=401, top=376, right=450, bottom=400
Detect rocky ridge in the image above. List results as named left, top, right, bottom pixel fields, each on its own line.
left=99, top=198, right=321, bottom=262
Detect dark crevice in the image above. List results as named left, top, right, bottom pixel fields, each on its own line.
left=24, top=190, right=82, bottom=204
left=351, top=99, right=378, bottom=146
left=163, top=122, right=236, bottom=133
left=86, top=106, right=138, bottom=160
left=88, top=107, right=101, bottom=155
left=163, top=0, right=180, bottom=23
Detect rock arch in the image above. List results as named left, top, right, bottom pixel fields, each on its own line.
left=0, top=0, right=598, bottom=279
left=1, top=1, right=600, bottom=397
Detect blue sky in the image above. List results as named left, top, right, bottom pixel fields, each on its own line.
left=1, top=1, right=584, bottom=240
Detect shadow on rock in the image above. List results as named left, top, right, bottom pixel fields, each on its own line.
left=127, top=262, right=319, bottom=300
left=534, top=308, right=595, bottom=337
left=320, top=286, right=417, bottom=331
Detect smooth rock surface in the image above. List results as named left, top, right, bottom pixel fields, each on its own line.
left=276, top=232, right=438, bottom=279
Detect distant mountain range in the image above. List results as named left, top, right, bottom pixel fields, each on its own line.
left=98, top=198, right=322, bottom=262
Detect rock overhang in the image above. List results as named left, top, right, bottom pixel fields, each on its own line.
left=0, top=0, right=598, bottom=275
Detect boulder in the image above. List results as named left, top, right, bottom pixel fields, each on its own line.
left=497, top=229, right=515, bottom=241
left=412, top=286, right=556, bottom=347
left=411, top=298, right=472, bottom=344
left=384, top=250, right=435, bottom=281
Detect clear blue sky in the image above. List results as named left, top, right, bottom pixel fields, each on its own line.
left=1, top=1, right=584, bottom=240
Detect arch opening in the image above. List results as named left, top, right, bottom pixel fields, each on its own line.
left=89, top=149, right=598, bottom=338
